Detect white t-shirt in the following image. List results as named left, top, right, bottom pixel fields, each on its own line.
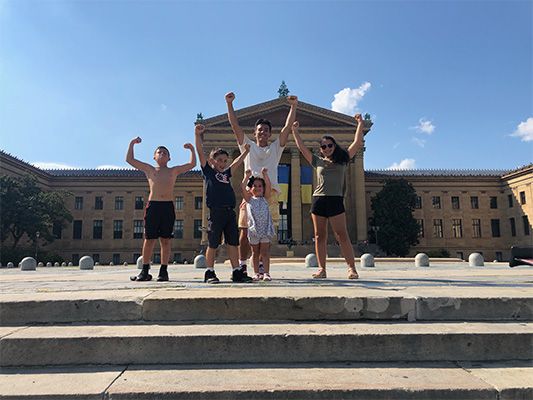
left=238, top=135, right=285, bottom=193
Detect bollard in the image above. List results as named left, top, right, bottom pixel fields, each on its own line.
left=79, top=256, right=94, bottom=270
left=7, top=262, right=15, bottom=268
left=123, top=262, right=128, bottom=266
left=20, top=257, right=37, bottom=271
left=46, top=262, right=52, bottom=267
left=305, top=253, right=318, bottom=268
left=469, top=252, right=484, bottom=267
left=37, top=262, right=44, bottom=267
left=194, top=255, right=207, bottom=269
left=415, top=253, right=430, bottom=267
left=361, top=253, right=375, bottom=268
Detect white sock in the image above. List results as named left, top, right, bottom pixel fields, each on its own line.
left=239, top=259, right=247, bottom=266
left=207, top=267, right=214, bottom=272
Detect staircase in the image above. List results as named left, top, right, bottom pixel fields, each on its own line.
left=1, top=286, right=532, bottom=399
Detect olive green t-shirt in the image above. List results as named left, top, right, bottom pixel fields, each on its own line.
left=311, top=154, right=347, bottom=197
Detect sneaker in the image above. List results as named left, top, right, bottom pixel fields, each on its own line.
left=130, top=271, right=152, bottom=281
left=262, top=273, right=272, bottom=282
left=232, top=268, right=253, bottom=283
left=204, top=270, right=220, bottom=284
left=157, top=271, right=169, bottom=282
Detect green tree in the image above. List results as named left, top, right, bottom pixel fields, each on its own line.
left=278, top=80, right=289, bottom=98
left=364, top=113, right=371, bottom=120
left=0, top=174, right=73, bottom=249
left=369, top=178, right=419, bottom=257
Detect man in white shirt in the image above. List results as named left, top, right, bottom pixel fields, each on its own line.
left=225, top=92, right=298, bottom=273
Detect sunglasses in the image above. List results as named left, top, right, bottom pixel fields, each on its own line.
left=320, top=143, right=334, bottom=150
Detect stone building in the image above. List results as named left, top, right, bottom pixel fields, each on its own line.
left=1, top=98, right=531, bottom=263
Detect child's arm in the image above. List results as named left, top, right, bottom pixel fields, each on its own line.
left=229, top=143, right=250, bottom=174
left=291, top=122, right=313, bottom=164
left=194, top=124, right=207, bottom=168
left=172, top=143, right=197, bottom=175
left=126, top=137, right=152, bottom=173
left=240, top=169, right=252, bottom=203
left=279, top=95, right=298, bottom=147
left=226, top=92, right=246, bottom=146
left=347, top=113, right=364, bottom=159
left=261, top=167, right=272, bottom=200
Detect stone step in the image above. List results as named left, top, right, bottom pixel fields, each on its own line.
left=1, top=321, right=531, bottom=367
left=1, top=288, right=532, bottom=325
left=1, top=361, right=531, bottom=400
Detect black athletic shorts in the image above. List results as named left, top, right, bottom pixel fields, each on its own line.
left=144, top=201, right=176, bottom=239
left=206, top=206, right=239, bottom=248
left=310, top=196, right=345, bottom=218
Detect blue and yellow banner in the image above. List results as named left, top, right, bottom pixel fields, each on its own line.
left=277, top=165, right=290, bottom=203
left=301, top=166, right=312, bottom=204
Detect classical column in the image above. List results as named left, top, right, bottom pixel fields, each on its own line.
left=354, top=146, right=367, bottom=241
left=290, top=149, right=303, bottom=242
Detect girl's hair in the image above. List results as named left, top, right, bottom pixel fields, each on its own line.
left=318, top=136, right=350, bottom=164
left=247, top=176, right=265, bottom=190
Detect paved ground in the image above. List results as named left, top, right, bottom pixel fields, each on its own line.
left=1, top=258, right=532, bottom=294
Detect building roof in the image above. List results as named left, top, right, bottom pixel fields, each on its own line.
left=43, top=168, right=202, bottom=178
left=365, top=169, right=511, bottom=178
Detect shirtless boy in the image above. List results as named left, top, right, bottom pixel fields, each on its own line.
left=126, top=137, right=196, bottom=281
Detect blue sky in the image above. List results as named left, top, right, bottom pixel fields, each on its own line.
left=1, top=0, right=532, bottom=171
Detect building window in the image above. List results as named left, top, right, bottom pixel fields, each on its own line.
left=173, top=253, right=182, bottom=263
left=278, top=214, right=289, bottom=242
left=73, top=220, right=82, bottom=239
left=451, top=196, right=460, bottom=210
left=133, top=253, right=141, bottom=263
left=53, top=221, right=62, bottom=239
left=113, top=254, right=120, bottom=265
left=432, top=196, right=441, bottom=209
left=510, top=218, right=516, bottom=237
left=415, top=196, right=422, bottom=209
left=195, top=197, right=203, bottom=210
left=490, top=196, right=498, bottom=209
left=452, top=219, right=463, bottom=238
left=174, top=220, right=184, bottom=239
left=523, top=216, right=530, bottom=236
left=135, top=196, right=144, bottom=210
left=470, top=196, right=479, bottom=209
left=115, top=196, right=124, bottom=210
left=194, top=220, right=203, bottom=238
left=75, top=196, right=84, bottom=210
left=113, top=220, right=123, bottom=239
left=520, top=191, right=526, bottom=204
left=508, top=194, right=513, bottom=208
left=95, top=196, right=103, bottom=210
left=175, top=196, right=184, bottom=210
left=417, top=219, right=424, bottom=238
left=491, top=219, right=501, bottom=237
left=472, top=219, right=482, bottom=238
left=456, top=252, right=464, bottom=260
left=154, top=253, right=161, bottom=264
left=72, top=254, right=79, bottom=266
left=134, top=220, right=144, bottom=239
left=93, top=220, right=103, bottom=239
left=496, top=252, right=503, bottom=262
left=433, top=219, right=443, bottom=238
left=93, top=254, right=100, bottom=264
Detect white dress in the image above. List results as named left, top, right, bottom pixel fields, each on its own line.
left=246, top=197, right=275, bottom=239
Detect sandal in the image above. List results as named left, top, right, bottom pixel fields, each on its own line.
left=348, top=268, right=359, bottom=280
left=252, top=273, right=261, bottom=281
left=312, top=269, right=327, bottom=279
left=263, top=273, right=272, bottom=282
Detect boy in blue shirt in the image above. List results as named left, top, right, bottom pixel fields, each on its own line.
left=194, top=124, right=252, bottom=283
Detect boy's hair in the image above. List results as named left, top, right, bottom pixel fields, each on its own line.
left=247, top=176, right=265, bottom=189
left=154, top=146, right=170, bottom=158
left=318, top=136, right=350, bottom=165
left=255, top=118, right=272, bottom=132
left=209, top=148, right=229, bottom=160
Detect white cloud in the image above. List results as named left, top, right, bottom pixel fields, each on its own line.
left=331, top=82, right=371, bottom=115
left=32, top=162, right=77, bottom=170
left=411, top=137, right=426, bottom=148
left=386, top=158, right=417, bottom=170
left=409, top=118, right=435, bottom=134
left=510, top=117, right=533, bottom=142
left=97, top=165, right=126, bottom=170
left=161, top=104, right=167, bottom=111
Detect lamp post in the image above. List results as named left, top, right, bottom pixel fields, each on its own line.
left=371, top=225, right=380, bottom=254
left=34, top=231, right=40, bottom=260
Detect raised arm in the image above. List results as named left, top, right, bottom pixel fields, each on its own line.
left=172, top=143, right=197, bottom=175
left=225, top=92, right=245, bottom=146
left=240, top=169, right=252, bottom=203
left=347, top=114, right=364, bottom=159
left=291, top=122, right=313, bottom=164
left=194, top=124, right=207, bottom=168
left=261, top=167, right=271, bottom=200
left=229, top=142, right=250, bottom=174
left=126, top=137, right=152, bottom=172
left=279, top=95, right=298, bottom=147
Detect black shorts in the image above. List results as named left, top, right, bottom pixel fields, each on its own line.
left=311, top=196, right=345, bottom=218
left=144, top=201, right=176, bottom=239
left=207, top=207, right=239, bottom=248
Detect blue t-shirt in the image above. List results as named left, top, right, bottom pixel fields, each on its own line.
left=201, top=162, right=236, bottom=208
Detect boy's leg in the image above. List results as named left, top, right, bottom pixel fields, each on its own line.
left=227, top=245, right=239, bottom=269
left=238, top=201, right=250, bottom=273
left=131, top=238, right=155, bottom=281
left=157, top=237, right=171, bottom=281
left=204, top=210, right=221, bottom=284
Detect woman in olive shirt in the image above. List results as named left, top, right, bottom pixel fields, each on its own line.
left=291, top=114, right=364, bottom=279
